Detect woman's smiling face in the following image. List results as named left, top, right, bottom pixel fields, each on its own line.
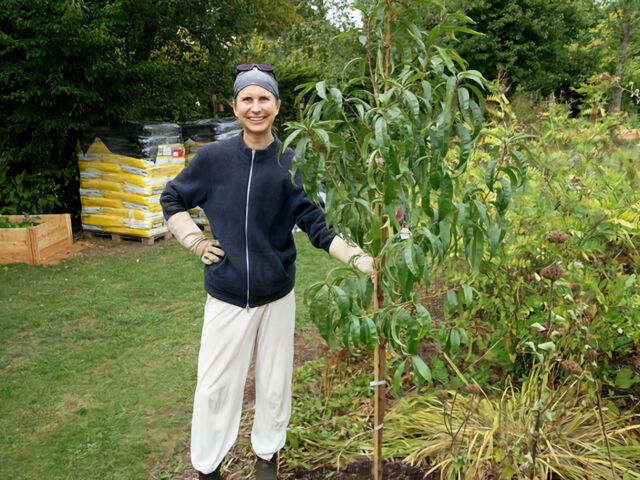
left=233, top=85, right=280, bottom=139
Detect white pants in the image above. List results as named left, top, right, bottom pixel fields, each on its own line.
left=191, top=290, right=296, bottom=475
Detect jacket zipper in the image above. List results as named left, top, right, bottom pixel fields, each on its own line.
left=244, top=149, right=255, bottom=309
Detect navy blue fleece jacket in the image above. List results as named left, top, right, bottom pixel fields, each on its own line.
left=160, top=133, right=336, bottom=308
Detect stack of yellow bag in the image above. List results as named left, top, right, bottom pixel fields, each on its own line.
left=78, top=139, right=185, bottom=238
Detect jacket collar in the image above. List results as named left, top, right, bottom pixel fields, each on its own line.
left=235, top=132, right=281, bottom=157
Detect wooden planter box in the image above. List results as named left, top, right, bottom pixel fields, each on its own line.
left=0, top=214, right=73, bottom=265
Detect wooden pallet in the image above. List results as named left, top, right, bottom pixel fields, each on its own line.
left=84, top=230, right=172, bottom=246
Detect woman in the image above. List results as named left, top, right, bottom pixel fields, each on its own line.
left=161, top=64, right=372, bottom=480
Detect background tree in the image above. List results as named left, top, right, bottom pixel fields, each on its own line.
left=447, top=0, right=596, bottom=96
left=608, top=0, right=639, bottom=112
left=0, top=0, right=128, bottom=215
left=568, top=0, right=640, bottom=115
left=0, top=0, right=302, bottom=215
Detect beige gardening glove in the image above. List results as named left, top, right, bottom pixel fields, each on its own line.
left=329, top=235, right=374, bottom=276
left=167, top=211, right=224, bottom=265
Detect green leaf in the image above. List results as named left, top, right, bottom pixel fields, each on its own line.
left=448, top=328, right=461, bottom=354
left=407, top=23, right=426, bottom=51
left=281, top=128, right=302, bottom=154
left=404, top=240, right=418, bottom=277
left=392, top=360, right=407, bottom=396
left=469, top=100, right=483, bottom=138
left=614, top=368, right=638, bottom=389
left=537, top=341, right=556, bottom=352
left=472, top=199, right=489, bottom=227
left=339, top=322, right=351, bottom=349
left=438, top=173, right=453, bottom=219
left=497, top=177, right=512, bottom=212
left=332, top=285, right=350, bottom=316
left=361, top=316, right=378, bottom=349
left=316, top=81, right=327, bottom=100
left=445, top=290, right=458, bottom=311
left=412, top=355, right=432, bottom=387
left=458, top=87, right=470, bottom=110
left=435, top=46, right=456, bottom=74
left=469, top=225, right=484, bottom=271
left=421, top=81, right=432, bottom=111
left=315, top=129, right=331, bottom=152
left=375, top=116, right=388, bottom=146
left=406, top=317, right=420, bottom=355
left=329, top=87, right=343, bottom=108
left=485, top=159, right=498, bottom=189
left=403, top=90, right=420, bottom=116
left=455, top=123, right=471, bottom=170
left=426, top=24, right=441, bottom=46
left=488, top=222, right=500, bottom=256
left=431, top=358, right=449, bottom=381
left=416, top=304, right=432, bottom=328
left=349, top=315, right=361, bottom=349
left=458, top=70, right=486, bottom=89
left=461, top=284, right=473, bottom=306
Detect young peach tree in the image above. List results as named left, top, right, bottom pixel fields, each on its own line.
left=283, top=1, right=529, bottom=477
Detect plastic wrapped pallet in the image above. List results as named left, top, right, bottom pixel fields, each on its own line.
left=77, top=123, right=186, bottom=239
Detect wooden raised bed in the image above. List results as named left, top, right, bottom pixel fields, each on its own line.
left=0, top=214, right=73, bottom=265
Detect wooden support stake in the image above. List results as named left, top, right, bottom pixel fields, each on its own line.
left=373, top=339, right=386, bottom=480
left=372, top=259, right=386, bottom=480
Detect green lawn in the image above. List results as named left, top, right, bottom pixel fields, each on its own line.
left=0, top=233, right=334, bottom=480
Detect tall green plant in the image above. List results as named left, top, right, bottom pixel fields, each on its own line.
left=284, top=0, right=529, bottom=477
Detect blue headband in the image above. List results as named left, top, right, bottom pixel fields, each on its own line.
left=233, top=68, right=279, bottom=99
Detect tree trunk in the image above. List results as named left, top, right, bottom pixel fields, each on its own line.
left=609, top=0, right=634, bottom=113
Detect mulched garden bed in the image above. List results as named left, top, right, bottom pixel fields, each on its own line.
left=290, top=460, right=437, bottom=479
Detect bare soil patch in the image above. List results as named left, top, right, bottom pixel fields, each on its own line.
left=291, top=460, right=436, bottom=480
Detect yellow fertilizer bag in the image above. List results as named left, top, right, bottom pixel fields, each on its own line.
left=120, top=163, right=183, bottom=178
left=78, top=160, right=122, bottom=174
left=79, top=178, right=121, bottom=192
left=98, top=207, right=164, bottom=222
left=101, top=153, right=155, bottom=169
left=103, top=191, right=161, bottom=206
left=81, top=213, right=126, bottom=228
left=80, top=196, right=124, bottom=209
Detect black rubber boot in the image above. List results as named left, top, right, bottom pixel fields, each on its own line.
left=255, top=452, right=278, bottom=480
left=198, top=465, right=223, bottom=480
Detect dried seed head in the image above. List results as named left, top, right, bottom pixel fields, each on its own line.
left=540, top=263, right=566, bottom=281
left=585, top=348, right=598, bottom=363
left=546, top=230, right=569, bottom=244
left=435, top=390, right=450, bottom=404
left=561, top=360, right=583, bottom=376
left=569, top=283, right=581, bottom=293
left=461, top=384, right=483, bottom=396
